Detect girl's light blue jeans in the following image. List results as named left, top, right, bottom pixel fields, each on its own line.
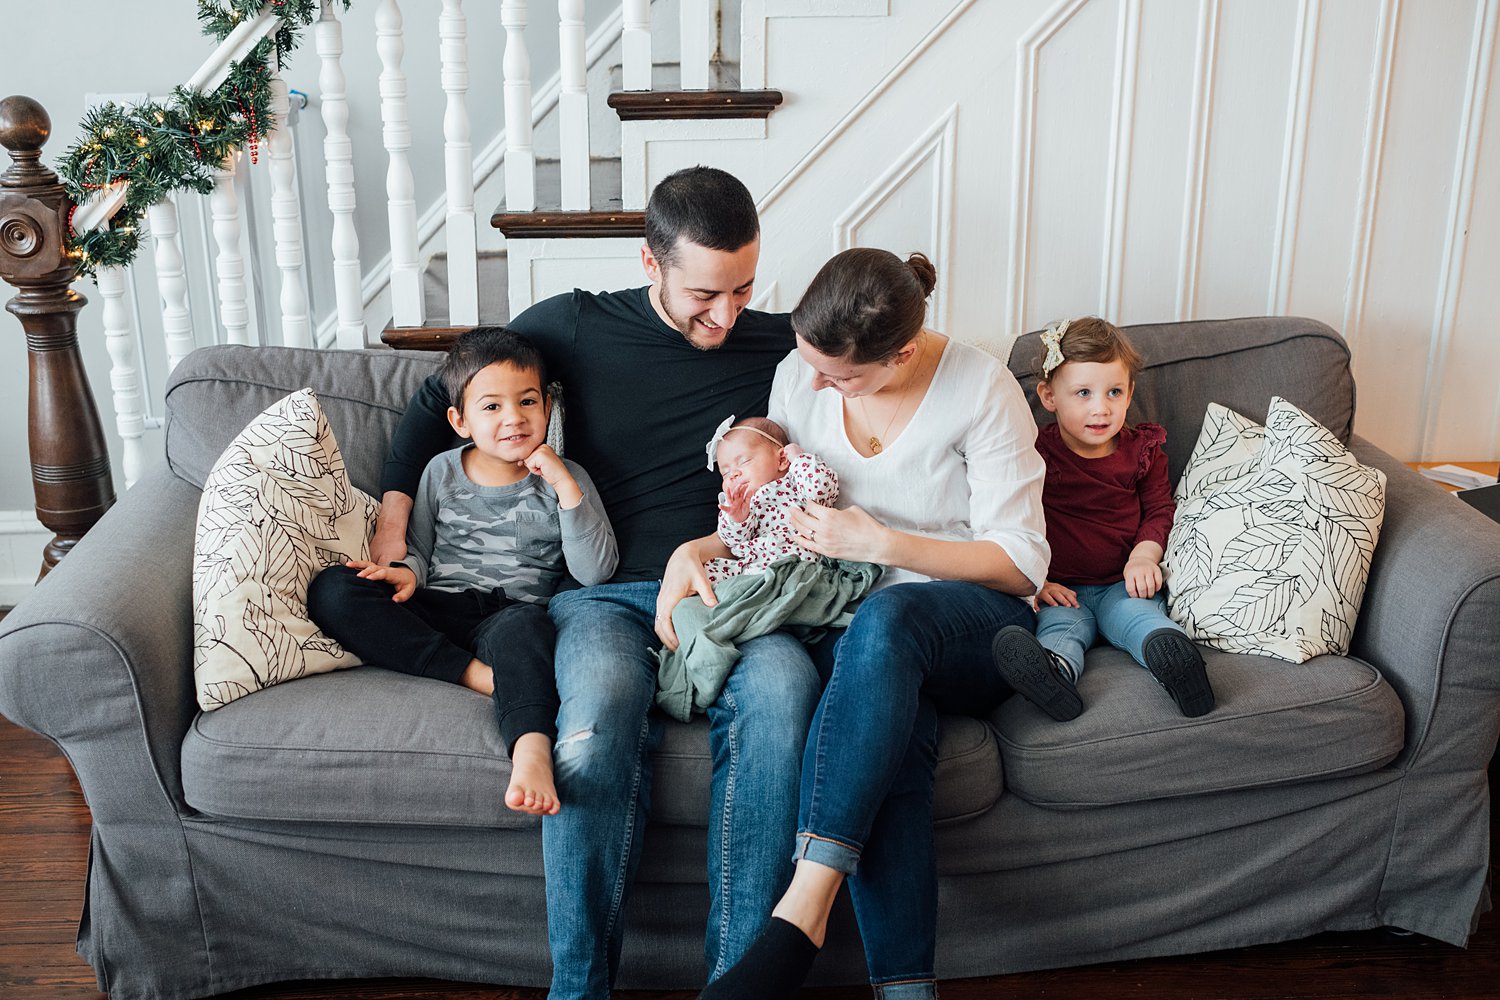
left=1035, top=580, right=1186, bottom=680
left=795, top=581, right=1034, bottom=999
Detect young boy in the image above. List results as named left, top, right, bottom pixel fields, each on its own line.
left=307, top=328, right=617, bottom=815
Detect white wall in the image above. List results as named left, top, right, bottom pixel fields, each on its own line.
left=738, top=0, right=1500, bottom=465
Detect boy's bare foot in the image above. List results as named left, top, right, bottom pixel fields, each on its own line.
left=460, top=659, right=495, bottom=696
left=505, top=732, right=560, bottom=816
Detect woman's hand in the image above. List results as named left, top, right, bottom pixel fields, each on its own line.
left=789, top=502, right=892, bottom=563
left=347, top=560, right=418, bottom=603
left=1037, top=580, right=1078, bottom=608
left=655, top=539, right=720, bottom=651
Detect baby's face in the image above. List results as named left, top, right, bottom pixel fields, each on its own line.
left=716, top=432, right=787, bottom=498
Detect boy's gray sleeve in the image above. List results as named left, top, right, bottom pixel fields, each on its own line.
left=395, top=461, right=440, bottom=587
left=558, top=459, right=617, bottom=586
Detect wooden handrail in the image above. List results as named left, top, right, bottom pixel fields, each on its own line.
left=0, top=96, right=116, bottom=577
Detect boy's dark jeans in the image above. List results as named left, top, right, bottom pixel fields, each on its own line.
left=307, top=564, right=558, bottom=753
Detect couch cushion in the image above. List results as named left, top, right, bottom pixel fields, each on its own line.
left=1008, top=316, right=1354, bottom=485
left=182, top=667, right=1004, bottom=828
left=991, top=646, right=1403, bottom=809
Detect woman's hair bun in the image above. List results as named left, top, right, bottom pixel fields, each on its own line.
left=906, top=252, right=937, bottom=298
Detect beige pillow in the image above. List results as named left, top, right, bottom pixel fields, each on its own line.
left=192, top=389, right=379, bottom=710
left=1165, top=398, right=1386, bottom=662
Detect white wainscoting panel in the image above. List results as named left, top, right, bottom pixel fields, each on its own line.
left=0, top=512, right=47, bottom=606
left=732, top=0, right=1500, bottom=460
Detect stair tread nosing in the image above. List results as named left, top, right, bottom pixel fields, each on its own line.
left=607, top=88, right=784, bottom=121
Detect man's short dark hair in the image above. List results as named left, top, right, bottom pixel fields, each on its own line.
left=440, top=327, right=547, bottom=411
left=644, top=166, right=760, bottom=271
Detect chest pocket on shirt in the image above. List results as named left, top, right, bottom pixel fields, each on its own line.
left=512, top=509, right=561, bottom=562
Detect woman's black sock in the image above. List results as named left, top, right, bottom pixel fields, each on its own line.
left=698, top=916, right=820, bottom=1000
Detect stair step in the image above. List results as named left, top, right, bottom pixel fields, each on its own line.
left=607, top=88, right=783, bottom=121
left=385, top=252, right=509, bottom=351
left=492, top=157, right=642, bottom=239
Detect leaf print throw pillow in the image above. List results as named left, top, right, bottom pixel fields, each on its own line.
left=192, top=388, right=380, bottom=711
left=1164, top=398, right=1386, bottom=663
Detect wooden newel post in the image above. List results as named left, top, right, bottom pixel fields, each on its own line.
left=0, top=96, right=116, bottom=578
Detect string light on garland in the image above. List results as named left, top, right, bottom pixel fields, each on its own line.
left=58, top=0, right=350, bottom=277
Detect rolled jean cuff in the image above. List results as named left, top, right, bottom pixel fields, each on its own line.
left=792, top=832, right=861, bottom=875
left=873, top=978, right=937, bottom=1000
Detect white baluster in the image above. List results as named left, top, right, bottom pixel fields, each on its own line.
left=442, top=0, right=479, bottom=326
left=623, top=0, right=652, bottom=91
left=317, top=0, right=366, bottom=349
left=98, top=266, right=148, bottom=489
left=680, top=0, right=713, bottom=91
left=209, top=151, right=252, bottom=345
left=378, top=0, right=425, bottom=328
left=559, top=0, right=591, bottom=210
left=146, top=200, right=197, bottom=371
left=502, top=0, right=536, bottom=212
left=267, top=74, right=312, bottom=347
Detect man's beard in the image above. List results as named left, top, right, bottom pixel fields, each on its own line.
left=658, top=278, right=730, bottom=351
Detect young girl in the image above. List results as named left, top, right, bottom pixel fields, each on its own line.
left=991, top=316, right=1215, bottom=721
left=704, top=415, right=839, bottom=582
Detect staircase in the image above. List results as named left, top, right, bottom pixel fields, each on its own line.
left=385, top=4, right=788, bottom=352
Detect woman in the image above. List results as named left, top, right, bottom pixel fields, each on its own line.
left=655, top=247, right=1049, bottom=998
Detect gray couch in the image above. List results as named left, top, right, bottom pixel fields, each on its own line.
left=1, top=317, right=1495, bottom=1000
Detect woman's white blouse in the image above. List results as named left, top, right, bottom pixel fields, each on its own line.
left=769, top=339, right=1049, bottom=593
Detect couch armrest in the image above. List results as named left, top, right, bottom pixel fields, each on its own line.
left=0, top=466, right=199, bottom=814
left=1349, top=437, right=1500, bottom=772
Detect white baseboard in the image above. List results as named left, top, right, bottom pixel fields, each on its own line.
left=0, top=511, right=47, bottom=606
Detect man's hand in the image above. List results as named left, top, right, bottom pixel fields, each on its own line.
left=346, top=560, right=418, bottom=603
left=655, top=540, right=719, bottom=651
left=370, top=491, right=413, bottom=567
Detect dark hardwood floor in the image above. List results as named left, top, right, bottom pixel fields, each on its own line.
left=2, top=712, right=1496, bottom=999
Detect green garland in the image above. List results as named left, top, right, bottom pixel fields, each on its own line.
left=58, top=0, right=351, bottom=277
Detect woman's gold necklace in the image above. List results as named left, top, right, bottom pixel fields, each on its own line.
left=856, top=334, right=926, bottom=455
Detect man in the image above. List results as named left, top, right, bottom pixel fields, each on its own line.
left=371, top=167, right=820, bottom=1000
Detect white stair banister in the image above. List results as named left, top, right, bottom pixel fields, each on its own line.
left=267, top=74, right=312, bottom=347
left=502, top=0, right=536, bottom=212
left=680, top=0, right=713, bottom=91
left=623, top=0, right=652, bottom=91
left=185, top=8, right=282, bottom=97
left=317, top=0, right=366, bottom=349
left=146, top=199, right=197, bottom=371
left=441, top=0, right=479, bottom=326
left=558, top=0, right=591, bottom=210
left=208, top=153, right=252, bottom=345
left=377, top=0, right=425, bottom=328
left=97, top=265, right=148, bottom=489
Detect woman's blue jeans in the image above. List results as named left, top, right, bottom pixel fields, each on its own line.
left=543, top=581, right=821, bottom=1000
left=1035, top=581, right=1186, bottom=680
left=795, top=581, right=1033, bottom=998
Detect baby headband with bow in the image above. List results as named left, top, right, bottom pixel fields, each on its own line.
left=1040, top=319, right=1071, bottom=379
left=704, top=414, right=786, bottom=469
